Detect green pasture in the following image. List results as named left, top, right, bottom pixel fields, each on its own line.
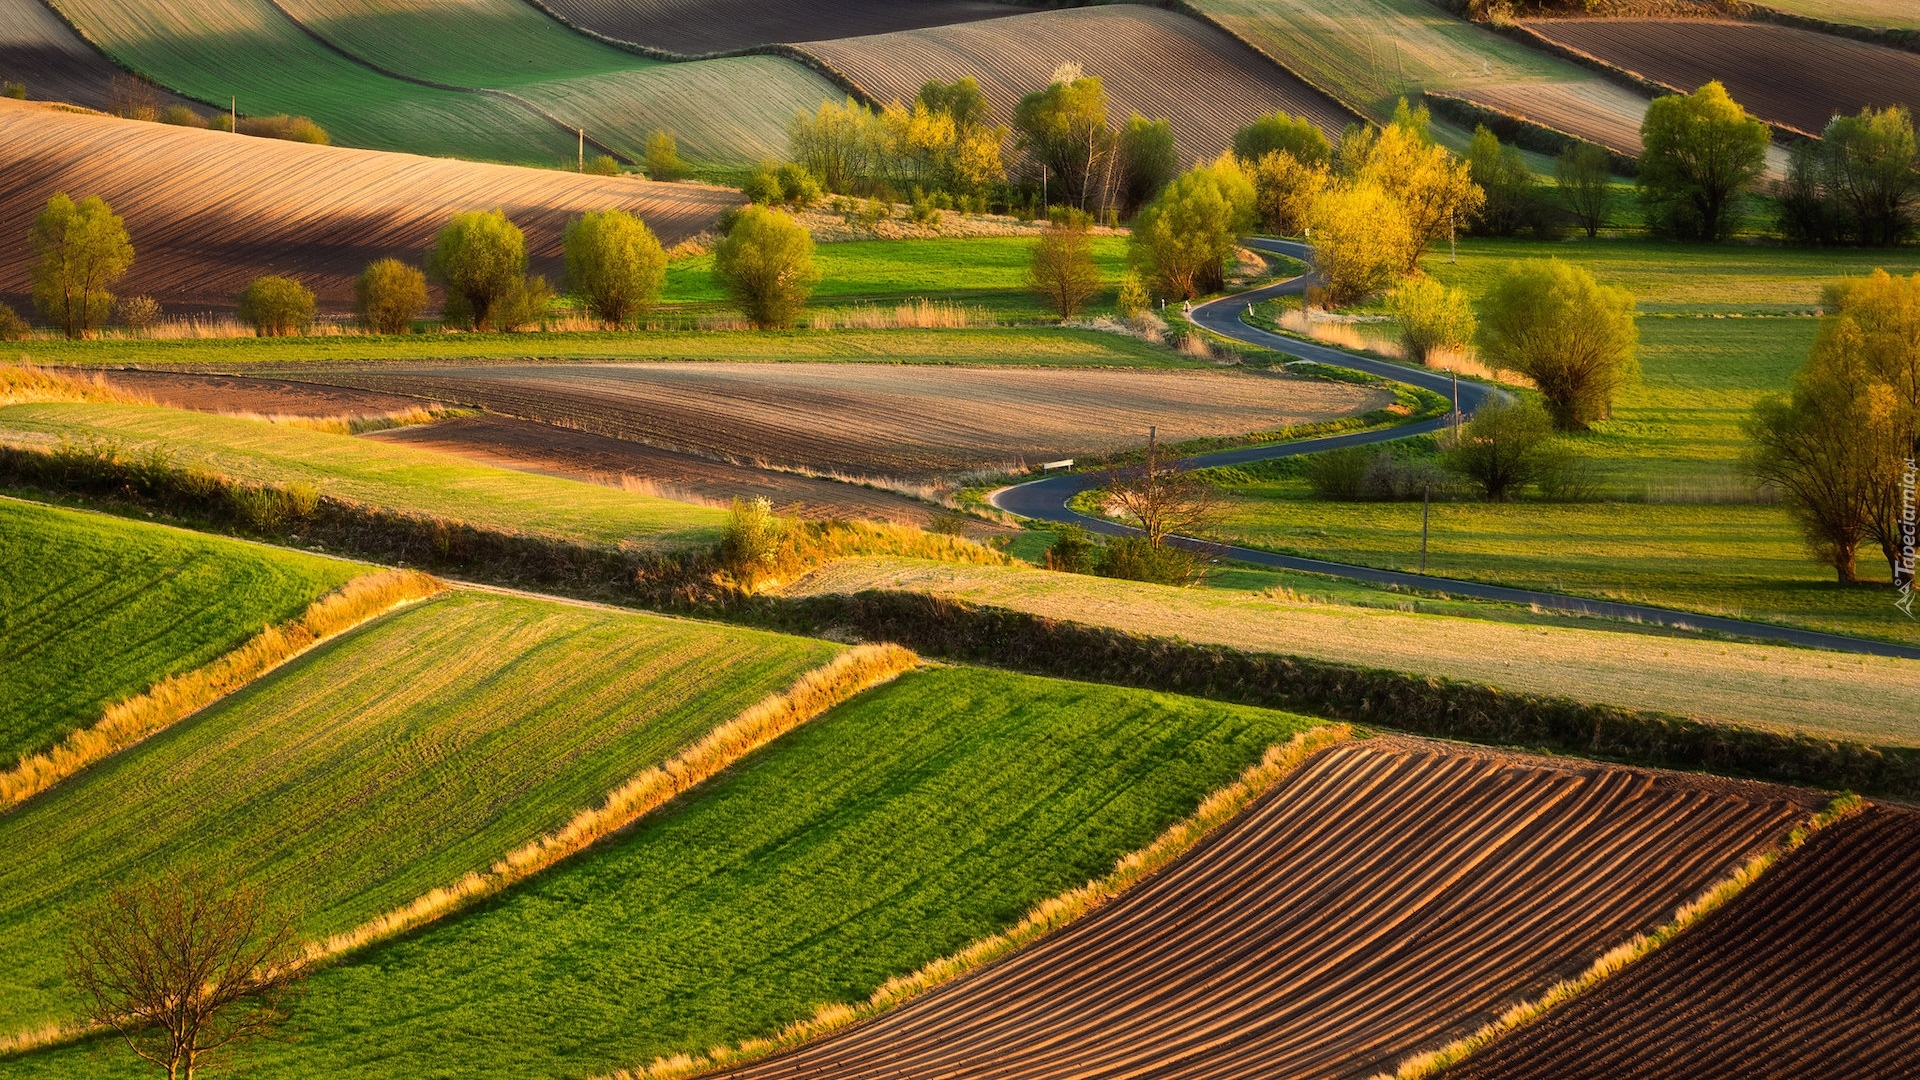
left=1756, top=0, right=1920, bottom=28
left=0, top=403, right=727, bottom=548
left=8, top=666, right=1316, bottom=1079
left=283, top=0, right=644, bottom=90
left=0, top=590, right=839, bottom=1032
left=0, top=499, right=357, bottom=764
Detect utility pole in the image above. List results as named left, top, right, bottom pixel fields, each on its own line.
left=578, top=128, right=585, bottom=173
left=1420, top=482, right=1431, bottom=573
left=230, top=96, right=236, bottom=132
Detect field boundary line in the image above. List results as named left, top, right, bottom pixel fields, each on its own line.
left=599, top=722, right=1355, bottom=1080
left=1368, top=791, right=1869, bottom=1080
left=0, top=568, right=443, bottom=814
left=300, top=642, right=919, bottom=963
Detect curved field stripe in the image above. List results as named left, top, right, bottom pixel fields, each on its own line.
left=799, top=7, right=1355, bottom=161
left=704, top=744, right=1812, bottom=1080
left=0, top=100, right=736, bottom=310
left=535, top=0, right=1015, bottom=58
left=1444, top=805, right=1920, bottom=1080
left=0, top=0, right=190, bottom=111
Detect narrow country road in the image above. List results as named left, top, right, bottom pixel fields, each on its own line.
left=991, top=239, right=1920, bottom=660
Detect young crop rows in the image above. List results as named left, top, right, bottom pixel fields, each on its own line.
left=537, top=0, right=1013, bottom=57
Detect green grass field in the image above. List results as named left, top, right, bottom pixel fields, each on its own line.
left=0, top=499, right=358, bottom=764
left=5, top=666, right=1318, bottom=1078
left=0, top=590, right=839, bottom=1033
left=665, top=236, right=1135, bottom=321
left=0, top=403, right=727, bottom=549
left=16, top=327, right=1179, bottom=369
left=1757, top=0, right=1920, bottom=29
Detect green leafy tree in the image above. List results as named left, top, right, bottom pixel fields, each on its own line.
left=790, top=98, right=883, bottom=196
left=917, top=77, right=990, bottom=133
left=1352, top=120, right=1483, bottom=273
left=712, top=205, right=819, bottom=328
left=1013, top=68, right=1112, bottom=211
left=30, top=193, right=133, bottom=340
left=1115, top=114, right=1177, bottom=217
left=1249, top=150, right=1328, bottom=236
left=1637, top=81, right=1769, bottom=241
left=1445, top=397, right=1559, bottom=501
left=1466, top=125, right=1537, bottom=237
left=1029, top=208, right=1103, bottom=318
left=645, top=130, right=688, bottom=181
left=1555, top=142, right=1615, bottom=239
left=428, top=209, right=527, bottom=332
left=355, top=258, right=428, bottom=335
left=1476, top=258, right=1639, bottom=431
left=237, top=276, right=315, bottom=337
left=564, top=209, right=667, bottom=328
left=1307, top=181, right=1412, bottom=305
left=1387, top=276, right=1476, bottom=364
left=1822, top=106, right=1920, bottom=248
left=1130, top=157, right=1255, bottom=300
left=1232, top=110, right=1330, bottom=168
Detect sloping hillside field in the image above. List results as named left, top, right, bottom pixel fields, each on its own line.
left=707, top=743, right=1810, bottom=1080
left=1520, top=18, right=1920, bottom=137
left=802, top=7, right=1356, bottom=159
left=0, top=0, right=189, bottom=110
left=0, top=100, right=734, bottom=311
left=538, top=0, right=1014, bottom=55
left=1446, top=807, right=1920, bottom=1080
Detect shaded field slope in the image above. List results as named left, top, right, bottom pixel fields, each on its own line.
left=709, top=741, right=1811, bottom=1080
left=0, top=497, right=357, bottom=764
left=0, top=0, right=189, bottom=110
left=1445, top=805, right=1920, bottom=1080
left=539, top=0, right=1015, bottom=56
left=1521, top=18, right=1920, bottom=136
left=0, top=589, right=840, bottom=1032
left=5, top=668, right=1324, bottom=1078
left=0, top=99, right=735, bottom=312
left=802, top=6, right=1357, bottom=160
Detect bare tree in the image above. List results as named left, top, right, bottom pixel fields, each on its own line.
left=66, top=871, right=302, bottom=1080
left=1101, top=427, right=1223, bottom=547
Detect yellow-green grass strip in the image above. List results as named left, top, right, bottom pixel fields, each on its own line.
left=1369, top=792, right=1869, bottom=1080
left=0, top=567, right=442, bottom=813
left=610, top=722, right=1354, bottom=1080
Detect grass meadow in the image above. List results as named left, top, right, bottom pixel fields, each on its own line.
left=7, top=667, right=1319, bottom=1079
left=0, top=403, right=728, bottom=549
left=0, top=590, right=839, bottom=1034
left=0, top=498, right=358, bottom=764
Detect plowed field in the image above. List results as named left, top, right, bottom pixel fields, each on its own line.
left=537, top=0, right=1015, bottom=56
left=1446, top=806, right=1920, bottom=1080
left=0, top=100, right=735, bottom=312
left=307, top=361, right=1392, bottom=479
left=708, top=742, right=1811, bottom=1080
left=1448, top=80, right=1654, bottom=155
left=1521, top=18, right=1920, bottom=136
left=802, top=7, right=1356, bottom=160
left=0, top=0, right=188, bottom=110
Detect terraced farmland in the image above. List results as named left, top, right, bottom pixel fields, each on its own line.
left=539, top=0, right=1014, bottom=55
left=309, top=361, right=1393, bottom=480
left=708, top=742, right=1811, bottom=1080
left=802, top=6, right=1357, bottom=159
left=1520, top=19, right=1920, bottom=137
left=0, top=590, right=841, bottom=1034
left=0, top=498, right=357, bottom=764
left=1446, top=806, right=1920, bottom=1080
left=0, top=100, right=735, bottom=311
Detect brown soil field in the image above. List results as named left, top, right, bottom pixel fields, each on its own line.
left=535, top=0, right=1016, bottom=56
left=99, top=368, right=437, bottom=416
left=0, top=99, right=735, bottom=314
left=1446, top=805, right=1920, bottom=1080
left=801, top=6, right=1357, bottom=160
left=1521, top=18, right=1920, bottom=136
left=296, top=361, right=1392, bottom=480
left=708, top=740, right=1812, bottom=1080
left=0, top=0, right=188, bottom=111
left=1448, top=80, right=1655, bottom=155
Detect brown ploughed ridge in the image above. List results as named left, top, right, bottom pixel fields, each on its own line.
left=802, top=6, right=1356, bottom=160
left=1521, top=18, right=1920, bottom=136
left=1445, top=805, right=1920, bottom=1080
left=535, top=0, right=1016, bottom=56
left=0, top=99, right=736, bottom=313
left=709, top=742, right=1812, bottom=1080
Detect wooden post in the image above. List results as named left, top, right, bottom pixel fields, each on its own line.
left=230, top=96, right=236, bottom=132
left=578, top=128, right=584, bottom=173
left=1420, top=482, right=1430, bottom=573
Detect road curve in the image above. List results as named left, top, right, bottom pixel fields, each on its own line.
left=991, top=239, right=1920, bottom=660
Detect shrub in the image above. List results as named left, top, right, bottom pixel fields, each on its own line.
left=3, top=81, right=24, bottom=100
left=744, top=163, right=783, bottom=205
left=106, top=74, right=160, bottom=121
left=720, top=496, right=784, bottom=580
left=1386, top=276, right=1476, bottom=364
left=1096, top=535, right=1201, bottom=585
left=158, top=104, right=204, bottom=128
left=1130, top=157, right=1256, bottom=300
left=777, top=163, right=823, bottom=208
left=711, top=205, right=819, bottom=328
left=1030, top=208, right=1103, bottom=318
left=1466, top=125, right=1538, bottom=238
left=490, top=275, right=553, bottom=332
left=585, top=154, right=621, bottom=177
left=1116, top=271, right=1150, bottom=318
left=237, top=114, right=329, bottom=144
left=31, top=193, right=133, bottom=339
left=1445, top=397, right=1560, bottom=501
left=1232, top=110, right=1330, bottom=168
left=1044, top=524, right=1098, bottom=573
left=645, top=130, right=688, bottom=181
left=115, top=294, right=162, bottom=331
left=428, top=209, right=528, bottom=331
left=0, top=303, right=28, bottom=342
left=1476, top=258, right=1639, bottom=431
left=1302, top=446, right=1373, bottom=500
left=1637, top=81, right=1767, bottom=241
left=237, top=276, right=316, bottom=337
left=564, top=209, right=666, bottom=329
left=355, top=258, right=428, bottom=335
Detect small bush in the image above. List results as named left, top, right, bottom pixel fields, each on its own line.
left=645, top=130, right=688, bottom=181
left=3, top=81, right=24, bottom=100
left=1445, top=397, right=1560, bottom=501
left=1096, top=536, right=1201, bottom=585
left=0, top=303, right=29, bottom=342
left=585, top=154, right=621, bottom=177
left=1302, top=446, right=1374, bottom=500
left=743, top=164, right=783, bottom=206
left=238, top=114, right=329, bottom=144
left=491, top=274, right=553, bottom=332
left=564, top=209, right=666, bottom=328
left=926, top=508, right=970, bottom=536
left=720, top=496, right=784, bottom=580
left=711, top=205, right=819, bottom=329
left=236, top=276, right=315, bottom=337
left=158, top=104, right=204, bottom=127
left=429, top=209, right=528, bottom=332
left=777, top=163, right=822, bottom=208
left=115, top=295, right=162, bottom=331
left=908, top=190, right=941, bottom=226
left=1116, top=271, right=1150, bottom=318
left=107, top=74, right=160, bottom=121
left=356, top=258, right=428, bottom=334
left=1386, top=276, right=1475, bottom=365
left=1044, top=524, right=1098, bottom=573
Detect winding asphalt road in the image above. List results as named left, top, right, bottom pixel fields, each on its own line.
left=991, top=239, right=1920, bottom=660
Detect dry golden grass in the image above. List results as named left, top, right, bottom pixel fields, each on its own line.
left=0, top=363, right=150, bottom=406
left=216, top=404, right=462, bottom=435
left=807, top=299, right=997, bottom=330
left=305, top=643, right=919, bottom=964
left=1371, top=792, right=1867, bottom=1080
left=603, top=723, right=1353, bottom=1080
left=0, top=568, right=442, bottom=812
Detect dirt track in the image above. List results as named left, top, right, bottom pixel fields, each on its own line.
left=1446, top=805, right=1920, bottom=1080
left=709, top=742, right=1811, bottom=1080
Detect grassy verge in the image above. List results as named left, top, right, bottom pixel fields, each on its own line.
left=0, top=590, right=841, bottom=1036
left=0, top=498, right=360, bottom=763
left=4, top=667, right=1323, bottom=1079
